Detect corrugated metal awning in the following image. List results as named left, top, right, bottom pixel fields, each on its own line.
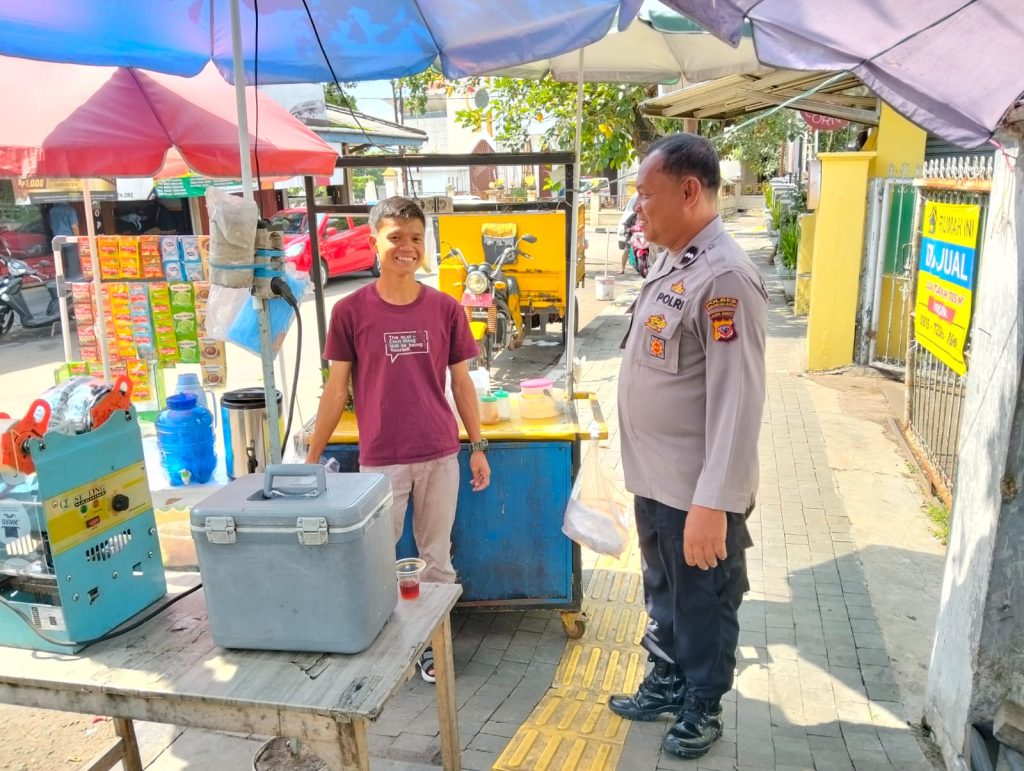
left=641, top=70, right=877, bottom=125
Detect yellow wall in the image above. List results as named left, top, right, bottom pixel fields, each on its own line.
left=806, top=153, right=876, bottom=370
left=794, top=212, right=816, bottom=316
left=870, top=103, right=927, bottom=178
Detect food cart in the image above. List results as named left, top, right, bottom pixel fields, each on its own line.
left=305, top=152, right=603, bottom=638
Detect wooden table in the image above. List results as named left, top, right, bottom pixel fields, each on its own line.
left=0, top=575, right=462, bottom=771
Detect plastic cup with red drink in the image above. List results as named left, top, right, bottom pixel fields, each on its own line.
left=395, top=558, right=426, bottom=600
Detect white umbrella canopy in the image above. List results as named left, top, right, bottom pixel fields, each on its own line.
left=489, top=0, right=765, bottom=84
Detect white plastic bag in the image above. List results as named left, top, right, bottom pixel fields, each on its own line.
left=562, top=432, right=631, bottom=557
left=206, top=187, right=259, bottom=288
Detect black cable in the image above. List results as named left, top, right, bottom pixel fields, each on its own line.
left=271, top=276, right=302, bottom=455
left=0, top=582, right=203, bottom=648
left=253, top=0, right=264, bottom=217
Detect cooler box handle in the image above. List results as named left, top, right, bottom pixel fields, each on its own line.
left=263, top=463, right=327, bottom=499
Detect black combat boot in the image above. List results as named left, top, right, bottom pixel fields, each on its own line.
left=608, top=655, right=686, bottom=720
left=662, top=691, right=724, bottom=758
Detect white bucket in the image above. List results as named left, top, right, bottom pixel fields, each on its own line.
left=595, top=275, right=616, bottom=301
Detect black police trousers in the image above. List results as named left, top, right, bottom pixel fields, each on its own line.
left=634, top=495, right=752, bottom=701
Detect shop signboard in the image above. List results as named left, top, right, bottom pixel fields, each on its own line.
left=12, top=177, right=116, bottom=204
left=155, top=176, right=242, bottom=199
left=913, top=200, right=980, bottom=375
left=800, top=111, right=849, bottom=131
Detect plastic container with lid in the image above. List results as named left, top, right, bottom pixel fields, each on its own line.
left=520, top=377, right=554, bottom=396
left=479, top=394, right=500, bottom=425
left=494, top=389, right=511, bottom=421
left=156, top=392, right=217, bottom=486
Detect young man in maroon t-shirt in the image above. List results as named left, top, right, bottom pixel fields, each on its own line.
left=306, top=196, right=489, bottom=682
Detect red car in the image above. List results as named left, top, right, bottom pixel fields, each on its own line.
left=271, top=208, right=379, bottom=285
left=0, top=219, right=54, bottom=279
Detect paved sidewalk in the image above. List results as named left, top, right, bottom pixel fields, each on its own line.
left=134, top=216, right=940, bottom=770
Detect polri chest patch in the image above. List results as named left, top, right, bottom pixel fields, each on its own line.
left=643, top=313, right=668, bottom=333
left=704, top=297, right=739, bottom=343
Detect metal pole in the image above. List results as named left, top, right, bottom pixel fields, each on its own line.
left=83, top=180, right=111, bottom=380
left=859, top=178, right=883, bottom=364
left=305, top=174, right=328, bottom=367
left=51, top=235, right=73, bottom=362
left=867, top=178, right=894, bottom=364
left=230, top=0, right=281, bottom=463
left=565, top=48, right=584, bottom=397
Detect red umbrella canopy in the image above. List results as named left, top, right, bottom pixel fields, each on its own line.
left=0, top=56, right=338, bottom=178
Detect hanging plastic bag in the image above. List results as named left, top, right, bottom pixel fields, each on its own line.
left=203, top=284, right=251, bottom=341
left=206, top=187, right=259, bottom=288
left=562, top=430, right=631, bottom=558
left=226, top=269, right=311, bottom=355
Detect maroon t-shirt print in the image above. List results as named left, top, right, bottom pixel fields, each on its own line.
left=384, top=330, right=430, bottom=363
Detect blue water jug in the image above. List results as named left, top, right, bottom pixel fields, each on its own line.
left=156, top=392, right=217, bottom=486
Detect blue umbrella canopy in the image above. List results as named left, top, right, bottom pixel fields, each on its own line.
left=658, top=0, right=1024, bottom=148
left=0, top=0, right=642, bottom=83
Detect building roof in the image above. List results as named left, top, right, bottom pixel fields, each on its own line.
left=641, top=70, right=878, bottom=125
left=307, top=105, right=428, bottom=148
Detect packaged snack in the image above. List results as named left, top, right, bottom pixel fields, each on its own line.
left=97, top=236, right=121, bottom=280
left=201, top=364, right=226, bottom=388
left=180, top=236, right=201, bottom=263
left=163, top=260, right=184, bottom=281
left=177, top=339, right=199, bottom=363
left=168, top=282, right=195, bottom=310
left=118, top=237, right=141, bottom=279
left=183, top=262, right=206, bottom=281
left=78, top=238, right=94, bottom=280
left=159, top=236, right=181, bottom=261
left=140, top=236, right=164, bottom=279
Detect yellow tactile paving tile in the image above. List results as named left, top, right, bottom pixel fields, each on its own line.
left=495, top=547, right=649, bottom=771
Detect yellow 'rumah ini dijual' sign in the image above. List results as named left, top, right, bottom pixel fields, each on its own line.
left=914, top=201, right=980, bottom=375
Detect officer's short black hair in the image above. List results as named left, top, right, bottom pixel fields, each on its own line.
left=370, top=196, right=426, bottom=233
left=647, top=133, right=721, bottom=195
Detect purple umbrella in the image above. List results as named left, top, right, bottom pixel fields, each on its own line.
left=658, top=0, right=1024, bottom=148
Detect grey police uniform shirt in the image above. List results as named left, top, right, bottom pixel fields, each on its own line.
left=618, top=216, right=768, bottom=515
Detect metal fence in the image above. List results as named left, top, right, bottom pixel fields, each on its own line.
left=904, top=155, right=993, bottom=504
left=867, top=178, right=918, bottom=370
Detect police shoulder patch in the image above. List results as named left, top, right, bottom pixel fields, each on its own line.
left=704, top=297, right=739, bottom=343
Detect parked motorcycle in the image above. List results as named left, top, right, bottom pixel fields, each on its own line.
left=442, top=233, right=537, bottom=370
left=0, top=254, right=69, bottom=338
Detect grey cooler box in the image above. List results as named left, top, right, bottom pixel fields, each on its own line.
left=190, top=464, right=396, bottom=653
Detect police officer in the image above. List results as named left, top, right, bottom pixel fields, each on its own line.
left=609, top=133, right=768, bottom=760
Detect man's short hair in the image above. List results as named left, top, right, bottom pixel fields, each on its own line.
left=647, top=133, right=721, bottom=194
left=369, top=196, right=426, bottom=233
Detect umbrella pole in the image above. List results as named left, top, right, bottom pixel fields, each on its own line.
left=82, top=179, right=111, bottom=381
left=229, top=0, right=282, bottom=464
left=51, top=235, right=73, bottom=363
left=565, top=48, right=585, bottom=397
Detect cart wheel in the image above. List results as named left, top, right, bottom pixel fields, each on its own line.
left=560, top=612, right=586, bottom=639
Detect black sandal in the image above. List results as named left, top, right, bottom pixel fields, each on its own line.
left=418, top=647, right=436, bottom=684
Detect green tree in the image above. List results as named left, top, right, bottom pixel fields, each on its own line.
left=400, top=68, right=664, bottom=175
left=701, top=111, right=802, bottom=180
left=323, top=83, right=358, bottom=111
